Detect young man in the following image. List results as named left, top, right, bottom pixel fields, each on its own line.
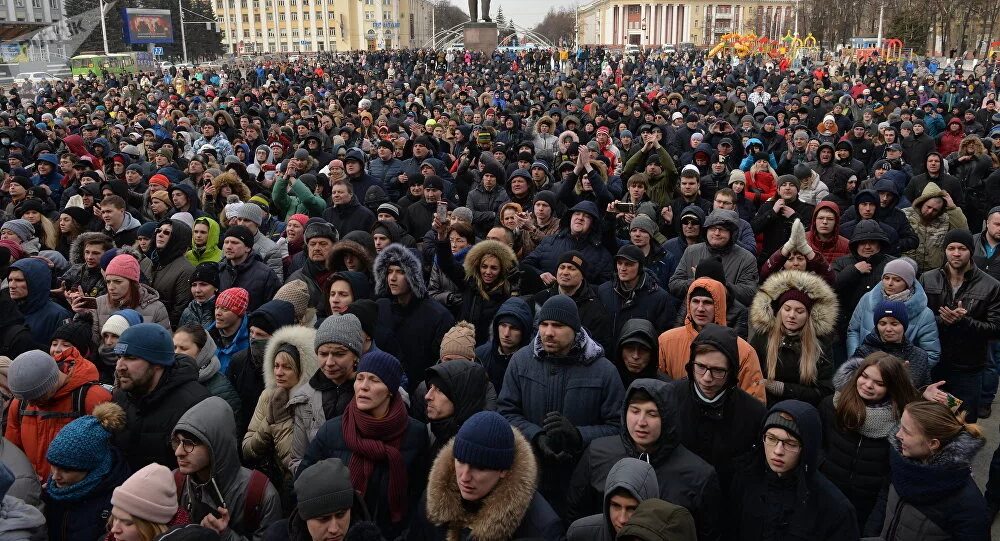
left=409, top=411, right=564, bottom=541
left=567, top=378, right=722, bottom=541
left=902, top=183, right=968, bottom=273
left=186, top=216, right=222, bottom=265
left=529, top=250, right=614, bottom=351
left=218, top=225, right=281, bottom=313
left=475, top=296, right=532, bottom=392
left=99, top=195, right=142, bottom=247
left=229, top=203, right=284, bottom=281
left=208, top=287, right=251, bottom=373
left=60, top=232, right=112, bottom=298
left=179, top=262, right=220, bottom=329
left=9, top=258, right=71, bottom=346
left=567, top=457, right=660, bottom=541
left=172, top=397, right=282, bottom=538
left=422, top=359, right=491, bottom=456
left=597, top=245, right=675, bottom=344
left=669, top=209, right=760, bottom=306
left=322, top=181, right=376, bottom=237
left=112, top=323, right=210, bottom=470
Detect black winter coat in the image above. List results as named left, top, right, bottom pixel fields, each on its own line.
left=596, top=273, right=676, bottom=347
left=218, top=254, right=282, bottom=313
left=374, top=296, right=455, bottom=392
left=226, top=347, right=266, bottom=437
left=919, top=265, right=1000, bottom=372
left=750, top=197, right=815, bottom=263
left=322, top=199, right=376, bottom=236
left=112, top=356, right=210, bottom=471
left=530, top=283, right=613, bottom=350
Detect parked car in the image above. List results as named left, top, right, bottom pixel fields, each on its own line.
left=13, top=72, right=57, bottom=83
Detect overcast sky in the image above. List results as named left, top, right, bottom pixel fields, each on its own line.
left=444, top=0, right=577, bottom=29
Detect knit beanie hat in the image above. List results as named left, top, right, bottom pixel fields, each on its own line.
left=150, top=190, right=171, bottom=206
left=46, top=402, right=125, bottom=475
left=190, top=262, right=221, bottom=289
left=440, top=321, right=477, bottom=360
left=777, top=174, right=801, bottom=191
left=137, top=221, right=158, bottom=240
left=105, top=254, right=141, bottom=283
left=111, top=463, right=179, bottom=524
left=557, top=250, right=587, bottom=276
left=357, top=351, right=403, bottom=395
left=1, top=219, right=34, bottom=242
left=943, top=229, right=975, bottom=252
left=295, top=458, right=356, bottom=520
left=763, top=410, right=802, bottom=444
left=774, top=288, right=816, bottom=313
left=216, top=287, right=250, bottom=316
left=728, top=170, right=746, bottom=186
left=453, top=411, right=515, bottom=470
left=629, top=214, right=658, bottom=237
left=882, top=257, right=917, bottom=289
left=274, top=280, right=311, bottom=322
left=537, top=294, right=582, bottom=332
left=287, top=213, right=310, bottom=228
left=224, top=225, right=255, bottom=248
left=315, top=313, right=363, bottom=357
left=102, top=314, right=132, bottom=338
left=874, top=299, right=909, bottom=330
left=51, top=317, right=95, bottom=355
left=8, top=350, right=61, bottom=402
left=115, top=323, right=175, bottom=366
left=232, top=200, right=263, bottom=225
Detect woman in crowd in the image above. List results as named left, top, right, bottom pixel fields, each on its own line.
left=172, top=324, right=242, bottom=418
left=277, top=213, right=309, bottom=269
left=107, top=463, right=190, bottom=541
left=868, top=400, right=989, bottom=539
left=43, top=403, right=130, bottom=541
left=819, top=352, right=920, bottom=529
left=750, top=269, right=837, bottom=406
left=73, top=253, right=170, bottom=342
left=849, top=300, right=932, bottom=387
left=428, top=221, right=476, bottom=313
left=54, top=206, right=90, bottom=260
left=17, top=199, right=57, bottom=250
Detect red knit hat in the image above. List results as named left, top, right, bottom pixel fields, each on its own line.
left=288, top=213, right=310, bottom=227
left=105, top=254, right=140, bottom=283
left=148, top=174, right=170, bottom=189
left=774, top=288, right=815, bottom=313
left=216, top=287, right=249, bottom=316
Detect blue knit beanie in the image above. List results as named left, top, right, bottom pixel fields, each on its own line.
left=357, top=351, right=403, bottom=395
left=45, top=402, right=126, bottom=500
left=117, top=308, right=144, bottom=326
left=114, top=323, right=175, bottom=366
left=537, top=294, right=581, bottom=332
left=874, top=299, right=909, bottom=330
left=454, top=411, right=515, bottom=470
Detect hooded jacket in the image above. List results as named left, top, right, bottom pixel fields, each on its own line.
left=151, top=219, right=195, bottom=327
left=185, top=217, right=223, bottom=266
left=193, top=337, right=242, bottom=419
left=669, top=209, right=760, bottom=306
left=416, top=360, right=495, bottom=458
left=806, top=201, right=851, bottom=264
left=614, top=318, right=671, bottom=388
left=0, top=494, right=45, bottom=541
left=832, top=220, right=896, bottom=332
left=902, top=182, right=970, bottom=273
left=103, top=210, right=142, bottom=248
left=175, top=397, right=283, bottom=540
left=4, top=358, right=112, bottom=480
left=408, top=426, right=564, bottom=541
left=60, top=232, right=110, bottom=298
left=113, top=356, right=210, bottom=471
left=566, top=379, right=722, bottom=541
left=567, top=458, right=659, bottom=541
left=846, top=280, right=941, bottom=368
left=614, top=499, right=698, bottom=541
left=10, top=258, right=71, bottom=345
left=475, top=296, right=533, bottom=392
left=658, top=278, right=765, bottom=402
left=521, top=200, right=614, bottom=285
left=728, top=400, right=859, bottom=540
left=92, top=282, right=171, bottom=344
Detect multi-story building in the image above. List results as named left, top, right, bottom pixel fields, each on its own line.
left=213, top=0, right=433, bottom=54
left=0, top=0, right=69, bottom=62
left=577, top=0, right=799, bottom=48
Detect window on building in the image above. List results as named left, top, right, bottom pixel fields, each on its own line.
left=256, top=30, right=263, bottom=37
left=316, top=28, right=323, bottom=35
left=364, top=0, right=373, bottom=4
left=383, top=11, right=390, bottom=20
left=243, top=29, right=250, bottom=37
left=241, top=14, right=249, bottom=22
left=292, top=29, right=299, bottom=36
left=330, top=26, right=336, bottom=36
left=280, top=29, right=287, bottom=36
left=281, top=43, right=288, bottom=51
left=268, top=30, right=274, bottom=37
left=31, top=0, right=40, bottom=8
left=278, top=13, right=284, bottom=20
left=365, top=10, right=373, bottom=20
left=49, top=0, right=56, bottom=8
left=291, top=12, right=297, bottom=20
left=318, top=42, right=324, bottom=50
left=303, top=12, right=309, bottom=19
left=409, top=13, right=414, bottom=35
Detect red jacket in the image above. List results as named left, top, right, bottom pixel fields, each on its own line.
left=806, top=201, right=851, bottom=264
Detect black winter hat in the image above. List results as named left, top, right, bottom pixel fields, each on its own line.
left=52, top=316, right=95, bottom=355
left=190, top=262, right=220, bottom=289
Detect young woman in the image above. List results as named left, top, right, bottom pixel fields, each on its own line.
left=428, top=221, right=475, bottom=312
left=869, top=400, right=988, bottom=539
left=106, top=463, right=190, bottom=541
left=173, top=324, right=242, bottom=417
left=72, top=253, right=170, bottom=343
left=55, top=207, right=89, bottom=260
left=18, top=200, right=57, bottom=250
left=750, top=270, right=837, bottom=406
left=43, top=403, right=130, bottom=541
left=298, top=351, right=429, bottom=541
left=819, top=352, right=920, bottom=529
left=849, top=300, right=932, bottom=387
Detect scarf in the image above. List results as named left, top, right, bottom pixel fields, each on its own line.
left=341, top=396, right=409, bottom=523
left=883, top=287, right=914, bottom=303
left=833, top=390, right=898, bottom=439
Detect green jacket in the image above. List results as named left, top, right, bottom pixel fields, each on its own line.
left=185, top=216, right=223, bottom=266
left=272, top=175, right=327, bottom=219
left=623, top=144, right=678, bottom=208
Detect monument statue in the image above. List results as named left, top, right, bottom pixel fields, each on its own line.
left=468, top=0, right=492, bottom=23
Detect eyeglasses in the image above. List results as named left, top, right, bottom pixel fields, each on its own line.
left=692, top=362, right=728, bottom=380
left=681, top=219, right=699, bottom=226
left=763, top=433, right=802, bottom=453
left=170, top=435, right=200, bottom=454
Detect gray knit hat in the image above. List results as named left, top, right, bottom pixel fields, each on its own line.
left=1, top=219, right=34, bottom=242
left=629, top=214, right=658, bottom=237
left=8, top=350, right=61, bottom=402
left=315, top=313, right=363, bottom=357
left=295, top=458, right=355, bottom=520
left=231, top=201, right=263, bottom=225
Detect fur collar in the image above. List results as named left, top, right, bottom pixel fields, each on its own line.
left=426, top=430, right=538, bottom=541
left=373, top=243, right=426, bottom=299
left=749, top=269, right=838, bottom=337
left=263, top=325, right=319, bottom=390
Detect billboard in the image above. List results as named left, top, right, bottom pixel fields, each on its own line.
left=121, top=8, right=174, bottom=44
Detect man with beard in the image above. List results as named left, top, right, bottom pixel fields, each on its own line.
left=286, top=221, right=338, bottom=306
left=903, top=152, right=964, bottom=206
left=111, top=323, right=209, bottom=470
left=751, top=175, right=815, bottom=263
left=902, top=183, right=969, bottom=273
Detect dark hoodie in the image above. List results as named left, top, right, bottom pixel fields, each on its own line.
left=566, top=457, right=660, bottom=541
left=521, top=200, right=614, bottom=285
left=10, top=257, right=70, bottom=345
left=419, top=360, right=493, bottom=457
left=832, top=219, right=894, bottom=332
left=0, top=294, right=39, bottom=358
left=567, top=379, right=723, bottom=541
left=168, top=183, right=208, bottom=219
left=613, top=319, right=670, bottom=387
left=474, top=296, right=533, bottom=392
left=614, top=499, right=698, bottom=541
left=151, top=219, right=195, bottom=327
left=806, top=201, right=850, bottom=263
left=728, top=400, right=859, bottom=540
left=174, top=397, right=283, bottom=539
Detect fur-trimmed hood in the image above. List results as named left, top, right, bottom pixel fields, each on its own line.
left=68, top=232, right=111, bottom=265
left=462, top=240, right=517, bottom=280
left=373, top=243, right=426, bottom=299
left=425, top=428, right=538, bottom=541
left=534, top=115, right=556, bottom=133
left=211, top=171, right=252, bottom=202
left=750, top=269, right=839, bottom=337
left=329, top=239, right=373, bottom=275
left=263, top=325, right=319, bottom=391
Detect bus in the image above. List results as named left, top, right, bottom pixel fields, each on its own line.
left=70, top=52, right=158, bottom=77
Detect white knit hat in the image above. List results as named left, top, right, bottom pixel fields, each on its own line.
left=102, top=314, right=131, bottom=338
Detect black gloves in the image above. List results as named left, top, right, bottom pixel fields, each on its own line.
left=537, top=412, right=582, bottom=461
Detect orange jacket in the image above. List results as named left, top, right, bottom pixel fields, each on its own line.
left=4, top=351, right=111, bottom=479
left=657, top=277, right=766, bottom=403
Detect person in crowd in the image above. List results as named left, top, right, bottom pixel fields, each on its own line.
left=218, top=225, right=281, bottom=313
left=566, top=457, right=660, bottom=541
left=598, top=244, right=675, bottom=344
left=228, top=202, right=284, bottom=281
left=567, top=378, right=722, bottom=541
left=42, top=402, right=130, bottom=541
left=669, top=209, right=760, bottom=306
left=870, top=400, right=989, bottom=539
left=172, top=324, right=242, bottom=419
left=108, top=463, right=191, bottom=540
left=664, top=205, right=706, bottom=263
left=832, top=219, right=896, bottom=361
left=902, top=183, right=969, bottom=273
left=61, top=232, right=112, bottom=298
left=474, top=296, right=532, bottom=393
left=150, top=219, right=195, bottom=327
left=847, top=258, right=941, bottom=371
left=72, top=253, right=170, bottom=343
left=112, top=323, right=210, bottom=470
left=0, top=433, right=41, bottom=508
left=614, top=318, right=670, bottom=388
left=207, top=287, right=251, bottom=373
left=99, top=195, right=142, bottom=247
left=186, top=216, right=223, bottom=266
left=298, top=351, right=429, bottom=540
left=179, top=262, right=220, bottom=329
left=728, top=400, right=860, bottom=539
left=287, top=220, right=339, bottom=306
left=806, top=201, right=851, bottom=264
left=520, top=200, right=613, bottom=289
left=759, top=218, right=836, bottom=284
left=9, top=257, right=71, bottom=345
left=172, top=397, right=283, bottom=538
left=528, top=249, right=614, bottom=348
left=614, top=498, right=698, bottom=541
left=819, top=352, right=920, bottom=529
left=751, top=174, right=815, bottom=263
left=850, top=300, right=933, bottom=388
left=750, top=270, right=837, bottom=406
left=0, top=462, right=45, bottom=540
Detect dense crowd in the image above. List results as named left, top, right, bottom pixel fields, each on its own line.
left=0, top=45, right=999, bottom=540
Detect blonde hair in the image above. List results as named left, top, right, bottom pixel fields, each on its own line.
left=106, top=513, right=170, bottom=541
left=765, top=305, right=820, bottom=385
left=905, top=400, right=984, bottom=442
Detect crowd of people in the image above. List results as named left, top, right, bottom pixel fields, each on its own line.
left=0, top=44, right=999, bottom=540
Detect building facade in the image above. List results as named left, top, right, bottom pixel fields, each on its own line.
left=577, top=0, right=798, bottom=48
left=213, top=0, right=433, bottom=54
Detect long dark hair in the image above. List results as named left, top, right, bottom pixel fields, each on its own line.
left=835, top=352, right=919, bottom=432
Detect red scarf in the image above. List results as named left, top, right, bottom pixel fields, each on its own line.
left=341, top=396, right=409, bottom=522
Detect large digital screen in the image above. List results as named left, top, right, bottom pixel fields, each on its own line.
left=122, top=8, right=174, bottom=44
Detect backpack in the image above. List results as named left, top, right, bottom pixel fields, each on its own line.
left=173, top=468, right=270, bottom=534
left=16, top=382, right=97, bottom=422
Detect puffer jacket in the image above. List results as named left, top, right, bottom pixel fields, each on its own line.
left=4, top=358, right=111, bottom=480
left=832, top=220, right=896, bottom=332
left=10, top=258, right=71, bottom=346
left=846, top=281, right=940, bottom=368
left=91, top=283, right=171, bottom=343
left=597, top=268, right=676, bottom=346
left=435, top=239, right=519, bottom=345
left=919, top=262, right=1000, bottom=372
left=185, top=216, right=223, bottom=266
left=247, top=325, right=318, bottom=479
